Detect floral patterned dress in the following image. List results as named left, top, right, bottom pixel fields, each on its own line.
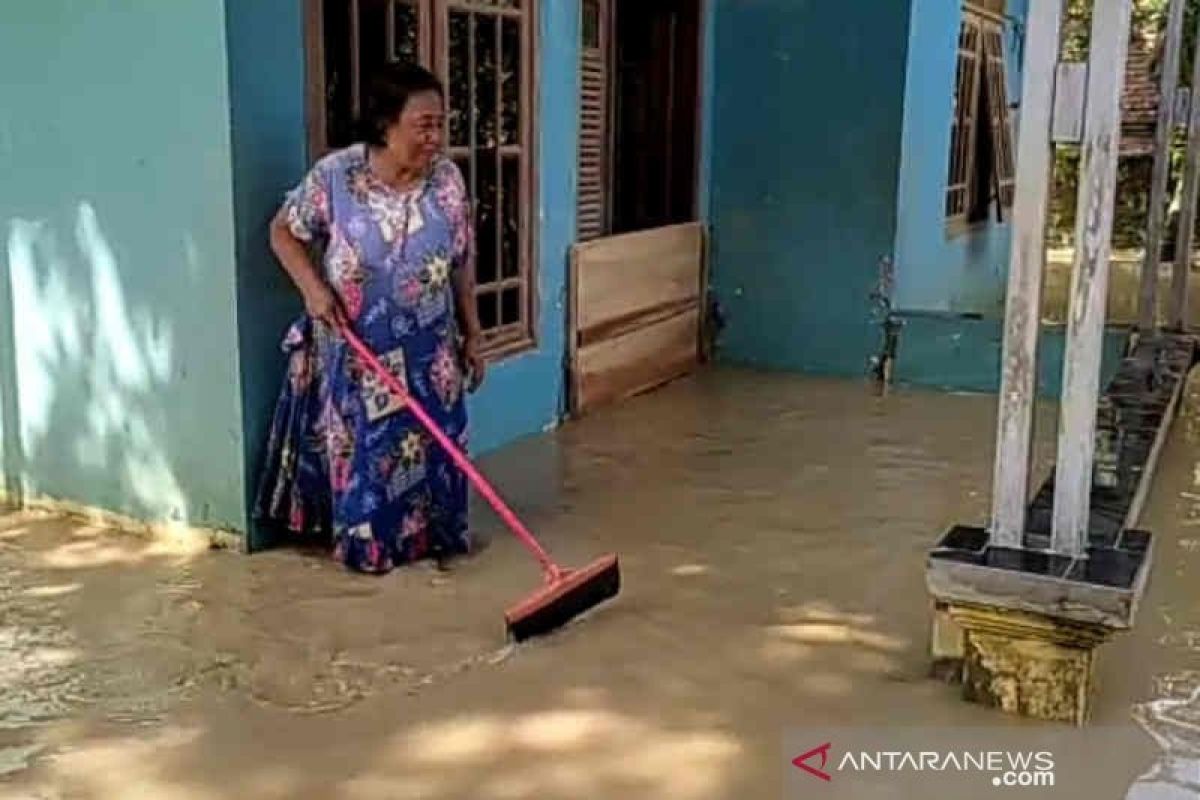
left=254, top=144, right=474, bottom=573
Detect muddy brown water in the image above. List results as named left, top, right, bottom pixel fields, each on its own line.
left=0, top=367, right=1197, bottom=798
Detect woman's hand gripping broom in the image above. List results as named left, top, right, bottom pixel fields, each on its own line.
left=338, top=323, right=621, bottom=641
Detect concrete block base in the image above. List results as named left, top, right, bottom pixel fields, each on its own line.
left=938, top=602, right=1111, bottom=726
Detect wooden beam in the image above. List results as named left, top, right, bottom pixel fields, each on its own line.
left=568, top=224, right=704, bottom=417
left=989, top=0, right=1065, bottom=549
left=1139, top=0, right=1187, bottom=332
left=1052, top=0, right=1133, bottom=558
left=574, top=308, right=700, bottom=416
left=1170, top=12, right=1200, bottom=331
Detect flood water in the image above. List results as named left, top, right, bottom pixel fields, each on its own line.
left=0, top=367, right=1198, bottom=798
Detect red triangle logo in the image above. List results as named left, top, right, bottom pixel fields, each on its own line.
left=792, top=742, right=833, bottom=782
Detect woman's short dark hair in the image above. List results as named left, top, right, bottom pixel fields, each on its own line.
left=357, top=62, right=444, bottom=147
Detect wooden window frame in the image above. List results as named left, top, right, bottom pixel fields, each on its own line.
left=303, top=0, right=540, bottom=360
left=945, top=3, right=1015, bottom=236
left=945, top=13, right=983, bottom=226
left=577, top=0, right=612, bottom=240
left=980, top=19, right=1016, bottom=212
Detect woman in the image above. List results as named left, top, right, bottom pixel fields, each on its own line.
left=254, top=63, right=486, bottom=574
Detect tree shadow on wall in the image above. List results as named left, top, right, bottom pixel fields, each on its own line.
left=2, top=200, right=246, bottom=534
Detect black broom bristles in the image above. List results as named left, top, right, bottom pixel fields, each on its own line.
left=505, top=556, right=621, bottom=642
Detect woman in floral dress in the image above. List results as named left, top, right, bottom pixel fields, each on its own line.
left=254, top=63, right=486, bottom=574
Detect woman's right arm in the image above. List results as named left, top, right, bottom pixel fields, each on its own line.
left=270, top=165, right=347, bottom=329
left=269, top=210, right=346, bottom=328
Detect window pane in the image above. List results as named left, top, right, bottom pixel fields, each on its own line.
left=477, top=291, right=499, bottom=330
left=359, top=0, right=390, bottom=83
left=448, top=12, right=470, bottom=147
left=501, top=16, right=521, bottom=145
left=323, top=0, right=354, bottom=149
left=475, top=14, right=499, bottom=149
left=475, top=152, right=499, bottom=286
left=501, top=287, right=521, bottom=326
left=501, top=155, right=521, bottom=278
left=391, top=1, right=419, bottom=63
left=582, top=1, right=600, bottom=49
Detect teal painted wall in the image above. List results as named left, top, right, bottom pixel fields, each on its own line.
left=892, top=316, right=1126, bottom=398
left=893, top=0, right=1029, bottom=315
left=0, top=1, right=246, bottom=530
left=708, top=0, right=914, bottom=375
left=224, top=0, right=312, bottom=549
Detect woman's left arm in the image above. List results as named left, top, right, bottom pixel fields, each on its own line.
left=444, top=160, right=486, bottom=391
left=454, top=258, right=486, bottom=391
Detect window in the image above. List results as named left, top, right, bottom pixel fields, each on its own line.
left=306, top=0, right=537, bottom=354
left=578, top=0, right=609, bottom=240
left=946, top=4, right=1015, bottom=229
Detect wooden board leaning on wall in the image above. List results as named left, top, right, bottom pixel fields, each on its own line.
left=569, top=221, right=706, bottom=416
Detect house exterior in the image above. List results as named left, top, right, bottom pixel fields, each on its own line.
left=2, top=0, right=584, bottom=547
left=3, top=0, right=1122, bottom=547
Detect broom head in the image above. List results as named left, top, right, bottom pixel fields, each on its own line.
left=504, top=554, right=620, bottom=642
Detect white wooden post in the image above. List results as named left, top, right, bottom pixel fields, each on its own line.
left=1139, top=0, right=1187, bottom=332
left=1170, top=15, right=1200, bottom=331
left=989, top=0, right=1067, bottom=549
left=1052, top=0, right=1134, bottom=558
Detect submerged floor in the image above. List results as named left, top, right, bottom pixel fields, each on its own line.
left=2, top=368, right=1199, bottom=798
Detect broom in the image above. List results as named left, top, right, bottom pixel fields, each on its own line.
left=338, top=324, right=621, bottom=642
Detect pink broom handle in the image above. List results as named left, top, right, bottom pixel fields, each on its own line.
left=339, top=325, right=563, bottom=579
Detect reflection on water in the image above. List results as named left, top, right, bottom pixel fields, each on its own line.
left=0, top=515, right=520, bottom=731
left=1128, top=685, right=1200, bottom=798
left=0, top=743, right=44, bottom=778
left=1127, top=373, right=1200, bottom=799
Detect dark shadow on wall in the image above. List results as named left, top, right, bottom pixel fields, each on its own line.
left=1, top=202, right=245, bottom=533
left=0, top=0, right=253, bottom=537
left=225, top=0, right=312, bottom=553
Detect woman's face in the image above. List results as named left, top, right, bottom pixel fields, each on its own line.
left=386, top=90, right=444, bottom=169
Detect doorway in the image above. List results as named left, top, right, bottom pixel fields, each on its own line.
left=577, top=0, right=703, bottom=241
left=569, top=0, right=707, bottom=418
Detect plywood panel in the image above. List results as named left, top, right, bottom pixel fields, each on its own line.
left=569, top=221, right=704, bottom=416
left=573, top=222, right=703, bottom=334
left=574, top=308, right=700, bottom=415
